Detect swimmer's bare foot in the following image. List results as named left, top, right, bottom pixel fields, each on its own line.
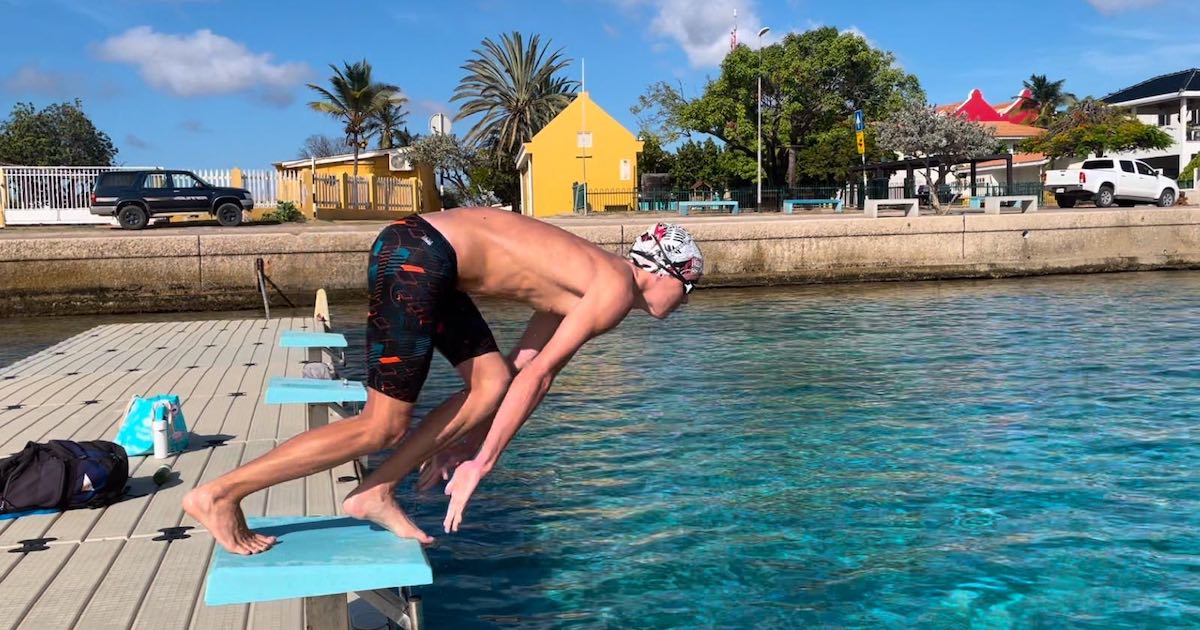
left=343, top=486, right=434, bottom=544
left=183, top=484, right=277, bottom=555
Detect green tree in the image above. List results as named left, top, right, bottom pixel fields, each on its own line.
left=451, top=32, right=578, bottom=207
left=1182, top=153, right=1200, bottom=183
left=670, top=139, right=729, bottom=189
left=0, top=100, right=117, bottom=166
left=307, top=60, right=399, bottom=181
left=1021, top=98, right=1174, bottom=168
left=632, top=27, right=922, bottom=188
left=406, top=133, right=499, bottom=207
left=637, top=131, right=674, bottom=177
left=876, top=102, right=997, bottom=213
left=366, top=97, right=411, bottom=149
left=297, top=133, right=352, bottom=159
left=1021, top=74, right=1076, bottom=127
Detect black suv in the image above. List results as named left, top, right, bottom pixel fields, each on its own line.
left=90, top=169, right=254, bottom=230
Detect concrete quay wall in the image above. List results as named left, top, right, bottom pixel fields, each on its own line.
left=1, top=208, right=1198, bottom=316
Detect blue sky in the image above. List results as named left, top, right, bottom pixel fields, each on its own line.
left=1, top=0, right=1197, bottom=168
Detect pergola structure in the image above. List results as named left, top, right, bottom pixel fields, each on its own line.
left=851, top=153, right=1015, bottom=197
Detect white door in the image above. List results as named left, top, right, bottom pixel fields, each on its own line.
left=1117, top=160, right=1142, bottom=198
left=1134, top=161, right=1160, bottom=199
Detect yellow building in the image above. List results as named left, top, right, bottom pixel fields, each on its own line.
left=516, top=92, right=643, bottom=217
left=273, top=148, right=441, bottom=218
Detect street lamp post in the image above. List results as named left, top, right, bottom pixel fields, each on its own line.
left=757, top=26, right=769, bottom=208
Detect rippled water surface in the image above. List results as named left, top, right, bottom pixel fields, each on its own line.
left=4, top=273, right=1200, bottom=628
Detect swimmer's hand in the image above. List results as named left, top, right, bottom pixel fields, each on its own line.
left=417, top=446, right=472, bottom=492
left=444, top=459, right=486, bottom=533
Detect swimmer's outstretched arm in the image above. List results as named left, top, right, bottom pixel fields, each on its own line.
left=442, top=287, right=632, bottom=532
left=416, top=310, right=561, bottom=492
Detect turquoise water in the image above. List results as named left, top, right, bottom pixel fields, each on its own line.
left=341, top=273, right=1199, bottom=629
left=3, top=274, right=1199, bottom=628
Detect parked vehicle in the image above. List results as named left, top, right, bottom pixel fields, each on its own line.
left=90, top=170, right=254, bottom=229
left=1043, top=158, right=1178, bottom=209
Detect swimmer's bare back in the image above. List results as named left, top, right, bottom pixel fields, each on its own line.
left=423, top=208, right=635, bottom=316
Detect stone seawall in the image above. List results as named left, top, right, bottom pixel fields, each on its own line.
left=1, top=208, right=1198, bottom=316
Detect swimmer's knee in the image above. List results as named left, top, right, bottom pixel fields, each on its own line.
left=358, top=404, right=412, bottom=451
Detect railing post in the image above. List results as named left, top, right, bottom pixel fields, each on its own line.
left=230, top=167, right=244, bottom=189
left=301, top=170, right=315, bottom=218
left=0, top=167, right=7, bottom=228
left=339, top=173, right=349, bottom=210
left=367, top=174, right=376, bottom=211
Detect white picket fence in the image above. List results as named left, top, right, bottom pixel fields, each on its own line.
left=0, top=166, right=278, bottom=226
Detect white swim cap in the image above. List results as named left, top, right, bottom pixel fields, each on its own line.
left=628, top=223, right=704, bottom=288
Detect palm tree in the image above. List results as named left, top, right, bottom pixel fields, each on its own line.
left=451, top=32, right=578, bottom=165
left=307, top=60, right=399, bottom=183
left=1021, top=74, right=1076, bottom=127
left=367, top=96, right=410, bottom=150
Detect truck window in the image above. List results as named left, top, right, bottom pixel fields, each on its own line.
left=1082, top=160, right=1114, bottom=170
left=1135, top=162, right=1155, bottom=176
left=1120, top=161, right=1135, bottom=173
left=99, top=172, right=138, bottom=188
left=171, top=172, right=203, bottom=188
left=142, top=173, right=169, bottom=189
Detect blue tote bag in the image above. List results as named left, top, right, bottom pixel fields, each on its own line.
left=114, top=394, right=189, bottom=456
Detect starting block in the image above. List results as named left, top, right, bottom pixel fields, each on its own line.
left=265, top=376, right=366, bottom=429
left=280, top=330, right=348, bottom=364
left=205, top=516, right=432, bottom=630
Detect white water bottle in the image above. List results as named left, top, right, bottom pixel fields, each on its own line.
left=152, top=416, right=170, bottom=459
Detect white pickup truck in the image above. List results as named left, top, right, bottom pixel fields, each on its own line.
left=1043, top=158, right=1179, bottom=208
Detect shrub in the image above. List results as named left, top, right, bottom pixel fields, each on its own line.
left=265, top=201, right=305, bottom=223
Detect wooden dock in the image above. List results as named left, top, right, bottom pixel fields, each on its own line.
left=0, top=317, right=362, bottom=629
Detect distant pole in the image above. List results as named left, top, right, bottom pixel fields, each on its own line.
left=757, top=26, right=769, bottom=208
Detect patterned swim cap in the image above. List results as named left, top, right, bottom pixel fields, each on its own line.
left=628, top=223, right=704, bottom=287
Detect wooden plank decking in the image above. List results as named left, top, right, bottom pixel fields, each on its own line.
left=0, top=317, right=361, bottom=630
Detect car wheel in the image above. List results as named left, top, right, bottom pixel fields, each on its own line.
left=1095, top=185, right=1115, bottom=208
left=216, top=203, right=243, bottom=227
left=1157, top=189, right=1176, bottom=208
left=117, top=204, right=149, bottom=230
left=1055, top=195, right=1076, bottom=209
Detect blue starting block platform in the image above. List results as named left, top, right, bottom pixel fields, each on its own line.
left=265, top=377, right=367, bottom=405
left=205, top=516, right=431, bottom=629
left=280, top=330, right=348, bottom=349
left=280, top=330, right=348, bottom=364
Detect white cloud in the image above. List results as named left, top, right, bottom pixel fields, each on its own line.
left=1, top=64, right=72, bottom=96
left=179, top=119, right=209, bottom=133
left=1086, top=0, right=1162, bottom=13
left=627, top=0, right=767, bottom=68
left=1083, top=24, right=1160, bottom=40
left=96, top=26, right=310, bottom=105
left=125, top=134, right=150, bottom=150
left=1082, top=41, right=1200, bottom=78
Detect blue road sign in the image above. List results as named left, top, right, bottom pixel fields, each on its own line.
left=854, top=110, right=865, bottom=132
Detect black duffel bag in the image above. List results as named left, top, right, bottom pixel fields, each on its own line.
left=0, top=439, right=129, bottom=513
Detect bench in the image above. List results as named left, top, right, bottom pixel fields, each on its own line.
left=863, top=198, right=920, bottom=218
left=678, top=200, right=739, bottom=216
left=783, top=198, right=844, bottom=214
left=983, top=195, right=1039, bottom=215
left=205, top=515, right=431, bottom=630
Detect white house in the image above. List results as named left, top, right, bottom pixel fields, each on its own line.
left=1101, top=68, right=1200, bottom=181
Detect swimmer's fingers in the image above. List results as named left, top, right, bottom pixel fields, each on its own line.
left=443, top=461, right=483, bottom=533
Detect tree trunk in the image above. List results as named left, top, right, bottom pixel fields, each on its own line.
left=925, top=165, right=941, bottom=213
left=352, top=140, right=360, bottom=209
left=786, top=147, right=797, bottom=188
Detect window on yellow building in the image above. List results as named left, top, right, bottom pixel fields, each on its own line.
left=620, top=159, right=631, bottom=181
